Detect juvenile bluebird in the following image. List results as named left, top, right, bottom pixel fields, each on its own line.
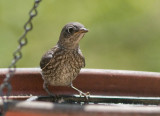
left=40, top=22, right=89, bottom=97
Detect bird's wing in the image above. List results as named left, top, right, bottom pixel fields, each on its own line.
left=40, top=46, right=58, bottom=70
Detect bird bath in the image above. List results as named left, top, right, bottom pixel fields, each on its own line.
left=1, top=68, right=160, bottom=116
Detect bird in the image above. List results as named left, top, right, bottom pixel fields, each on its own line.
left=40, top=22, right=89, bottom=98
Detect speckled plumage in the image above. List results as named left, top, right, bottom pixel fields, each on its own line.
left=40, top=22, right=88, bottom=96
left=40, top=46, right=85, bottom=86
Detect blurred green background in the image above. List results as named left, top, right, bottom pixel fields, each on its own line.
left=1, top=0, right=160, bottom=72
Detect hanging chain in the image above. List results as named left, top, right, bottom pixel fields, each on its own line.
left=0, top=0, right=42, bottom=114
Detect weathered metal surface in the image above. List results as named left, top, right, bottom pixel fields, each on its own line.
left=2, top=101, right=160, bottom=116
left=1, top=68, right=160, bottom=97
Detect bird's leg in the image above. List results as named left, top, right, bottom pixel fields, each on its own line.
left=70, top=83, right=90, bottom=99
left=43, top=82, right=55, bottom=96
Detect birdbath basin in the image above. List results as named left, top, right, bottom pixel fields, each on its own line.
left=1, top=68, right=160, bottom=116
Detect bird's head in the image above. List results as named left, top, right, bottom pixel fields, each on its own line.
left=58, top=22, right=88, bottom=50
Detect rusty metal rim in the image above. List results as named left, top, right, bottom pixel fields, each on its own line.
left=1, top=68, right=160, bottom=97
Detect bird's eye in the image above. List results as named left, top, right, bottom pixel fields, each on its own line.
left=67, top=27, right=74, bottom=34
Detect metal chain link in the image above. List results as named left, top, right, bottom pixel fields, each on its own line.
left=0, top=0, right=42, bottom=114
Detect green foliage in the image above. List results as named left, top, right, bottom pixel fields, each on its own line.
left=1, top=0, right=160, bottom=72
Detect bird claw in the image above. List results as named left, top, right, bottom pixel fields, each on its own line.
left=79, top=92, right=90, bottom=100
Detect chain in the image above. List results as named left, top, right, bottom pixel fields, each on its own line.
left=0, top=0, right=42, bottom=114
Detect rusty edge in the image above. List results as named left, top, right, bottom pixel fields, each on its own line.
left=0, top=68, right=160, bottom=97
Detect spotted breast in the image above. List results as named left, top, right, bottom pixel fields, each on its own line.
left=41, top=45, right=85, bottom=86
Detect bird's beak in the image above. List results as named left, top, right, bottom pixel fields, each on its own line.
left=79, top=27, right=88, bottom=33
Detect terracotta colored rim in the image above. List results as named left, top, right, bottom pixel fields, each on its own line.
left=0, top=68, right=160, bottom=97
left=3, top=101, right=160, bottom=116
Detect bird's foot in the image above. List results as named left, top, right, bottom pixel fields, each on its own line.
left=70, top=83, right=90, bottom=100
left=48, top=93, right=60, bottom=102
left=79, top=91, right=90, bottom=100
